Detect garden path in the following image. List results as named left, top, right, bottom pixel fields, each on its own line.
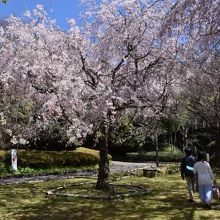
left=0, top=161, right=155, bottom=185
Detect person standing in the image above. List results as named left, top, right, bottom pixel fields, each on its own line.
left=180, top=148, right=196, bottom=203
left=193, top=152, right=215, bottom=209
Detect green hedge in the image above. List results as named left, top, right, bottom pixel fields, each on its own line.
left=75, top=147, right=112, bottom=160
left=3, top=149, right=100, bottom=168
left=126, top=151, right=184, bottom=162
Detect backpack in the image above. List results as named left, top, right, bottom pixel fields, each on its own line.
left=184, top=156, right=195, bottom=176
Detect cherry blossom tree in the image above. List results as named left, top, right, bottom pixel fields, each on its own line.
left=0, top=1, right=181, bottom=189
left=162, top=0, right=220, bottom=159
left=0, top=5, right=92, bottom=148
left=2, top=0, right=218, bottom=189
left=5, top=1, right=181, bottom=189
left=77, top=0, right=185, bottom=188
left=0, top=18, right=36, bottom=147
left=186, top=55, right=220, bottom=159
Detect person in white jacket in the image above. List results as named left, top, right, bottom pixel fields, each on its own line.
left=193, top=152, right=215, bottom=209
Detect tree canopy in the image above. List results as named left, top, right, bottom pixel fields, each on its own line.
left=0, top=0, right=219, bottom=188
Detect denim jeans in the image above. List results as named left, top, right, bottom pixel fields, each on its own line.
left=198, top=184, right=212, bottom=203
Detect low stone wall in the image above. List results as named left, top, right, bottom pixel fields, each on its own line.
left=129, top=164, right=179, bottom=178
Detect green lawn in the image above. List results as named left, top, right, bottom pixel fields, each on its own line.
left=0, top=173, right=219, bottom=220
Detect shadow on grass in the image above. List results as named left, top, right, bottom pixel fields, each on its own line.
left=0, top=174, right=220, bottom=220
left=14, top=195, right=219, bottom=220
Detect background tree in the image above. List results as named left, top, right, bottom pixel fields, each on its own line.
left=161, top=0, right=220, bottom=159
left=0, top=5, right=92, bottom=149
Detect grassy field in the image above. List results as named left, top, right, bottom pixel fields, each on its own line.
left=0, top=172, right=219, bottom=220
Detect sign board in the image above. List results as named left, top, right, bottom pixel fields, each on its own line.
left=11, top=149, right=17, bottom=170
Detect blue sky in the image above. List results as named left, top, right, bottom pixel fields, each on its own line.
left=0, top=0, right=92, bottom=30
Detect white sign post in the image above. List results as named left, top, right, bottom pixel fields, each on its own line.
left=11, top=149, right=17, bottom=171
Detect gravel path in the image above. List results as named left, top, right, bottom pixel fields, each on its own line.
left=0, top=161, right=155, bottom=185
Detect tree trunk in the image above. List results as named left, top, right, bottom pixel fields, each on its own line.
left=184, top=128, right=188, bottom=149
left=96, top=139, right=109, bottom=189
left=174, top=131, right=177, bottom=147
left=155, top=134, right=159, bottom=167
left=182, top=127, right=189, bottom=151
left=170, top=133, right=173, bottom=146
left=215, top=133, right=220, bottom=165
left=96, top=119, right=110, bottom=190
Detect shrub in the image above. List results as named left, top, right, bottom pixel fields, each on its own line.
left=126, top=151, right=184, bottom=162
left=0, top=150, right=7, bottom=160
left=0, top=161, right=8, bottom=174
left=3, top=147, right=101, bottom=169
left=160, top=143, right=182, bottom=153
left=75, top=147, right=112, bottom=160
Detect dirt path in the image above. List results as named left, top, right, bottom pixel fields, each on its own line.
left=0, top=161, right=155, bottom=185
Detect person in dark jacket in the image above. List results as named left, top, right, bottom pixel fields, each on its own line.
left=180, top=148, right=196, bottom=203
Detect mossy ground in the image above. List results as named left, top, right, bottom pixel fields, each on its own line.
left=0, top=173, right=219, bottom=220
